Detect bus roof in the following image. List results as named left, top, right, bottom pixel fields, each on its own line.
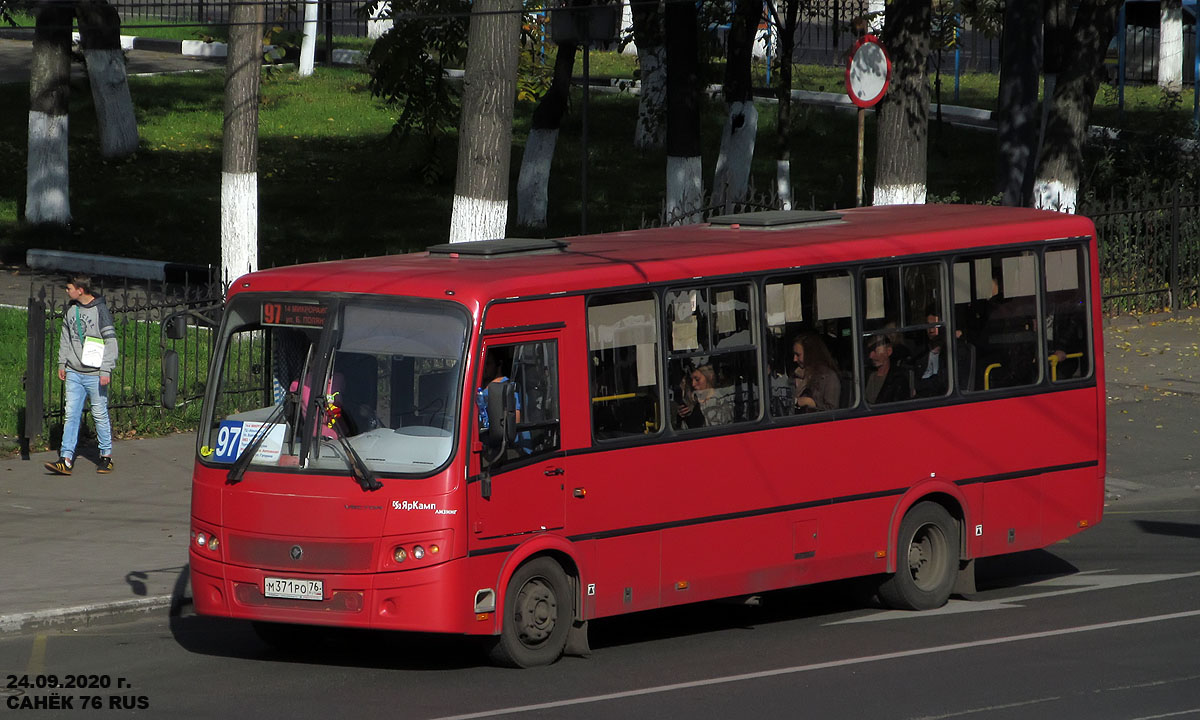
left=232, top=205, right=1095, bottom=305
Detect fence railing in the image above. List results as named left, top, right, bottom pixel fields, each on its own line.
left=1084, top=187, right=1200, bottom=314
left=22, top=279, right=224, bottom=455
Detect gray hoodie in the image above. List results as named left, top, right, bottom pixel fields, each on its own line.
left=58, top=295, right=119, bottom=378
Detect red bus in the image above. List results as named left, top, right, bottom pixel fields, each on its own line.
left=180, top=205, right=1105, bottom=667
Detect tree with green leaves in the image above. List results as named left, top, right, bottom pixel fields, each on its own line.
left=366, top=0, right=470, bottom=184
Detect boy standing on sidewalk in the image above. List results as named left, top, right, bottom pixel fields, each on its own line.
left=44, top=275, right=119, bottom=475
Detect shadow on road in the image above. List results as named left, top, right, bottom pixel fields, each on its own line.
left=1134, top=520, right=1200, bottom=540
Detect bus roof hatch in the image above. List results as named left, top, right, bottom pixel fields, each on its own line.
left=708, top=210, right=843, bottom=228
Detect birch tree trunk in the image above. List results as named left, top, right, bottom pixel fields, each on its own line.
left=299, top=0, right=319, bottom=77
left=664, top=0, right=702, bottom=224
left=713, top=0, right=761, bottom=208
left=517, top=41, right=578, bottom=229
left=26, top=1, right=73, bottom=226
left=1034, top=0, right=1122, bottom=213
left=221, top=0, right=264, bottom=287
left=77, top=0, right=138, bottom=158
left=872, top=0, right=931, bottom=206
left=995, top=0, right=1042, bottom=206
left=631, top=0, right=667, bottom=150
left=775, top=0, right=799, bottom=210
left=449, top=0, right=522, bottom=243
left=1159, top=0, right=1183, bottom=91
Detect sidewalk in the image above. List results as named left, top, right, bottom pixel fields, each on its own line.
left=0, top=433, right=195, bottom=633
left=0, top=311, right=1196, bottom=635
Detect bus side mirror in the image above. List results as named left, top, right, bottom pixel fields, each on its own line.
left=165, top=315, right=187, bottom=340
left=162, top=350, right=179, bottom=409
left=486, top=381, right=517, bottom=445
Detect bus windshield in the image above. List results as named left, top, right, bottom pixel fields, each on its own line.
left=203, top=295, right=469, bottom=477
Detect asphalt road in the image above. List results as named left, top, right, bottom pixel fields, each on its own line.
left=2, top=492, right=1197, bottom=719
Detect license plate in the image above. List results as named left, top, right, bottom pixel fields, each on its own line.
left=264, top=577, right=323, bottom=601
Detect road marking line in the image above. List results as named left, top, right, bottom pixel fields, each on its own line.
left=430, top=609, right=1200, bottom=720
left=911, top=696, right=1062, bottom=720
left=1129, top=711, right=1200, bottom=719
left=26, top=634, right=46, bottom=676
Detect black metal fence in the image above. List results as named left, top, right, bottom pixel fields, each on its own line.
left=1085, top=187, right=1200, bottom=314
left=23, top=279, right=224, bottom=455
left=114, top=0, right=372, bottom=38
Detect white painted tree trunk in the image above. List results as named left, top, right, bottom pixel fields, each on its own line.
left=221, top=171, right=258, bottom=286
left=712, top=101, right=757, bottom=207
left=450, top=195, right=509, bottom=243
left=868, top=0, right=886, bottom=32
left=776, top=159, right=793, bottom=211
left=1159, top=0, right=1183, bottom=91
left=635, top=45, right=667, bottom=150
left=299, top=0, right=319, bottom=77
left=1032, top=178, right=1078, bottom=213
left=665, top=155, right=703, bottom=225
left=619, top=2, right=637, bottom=55
left=26, top=111, right=71, bottom=224
left=872, top=183, right=927, bottom=206
left=368, top=1, right=393, bottom=40
left=516, top=127, right=559, bottom=228
left=83, top=49, right=138, bottom=157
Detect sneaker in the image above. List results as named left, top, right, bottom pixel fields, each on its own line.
left=44, top=458, right=72, bottom=475
left=96, top=456, right=114, bottom=474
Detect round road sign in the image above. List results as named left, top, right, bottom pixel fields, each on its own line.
left=845, top=34, right=891, bottom=108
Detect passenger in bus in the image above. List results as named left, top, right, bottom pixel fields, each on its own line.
left=865, top=335, right=912, bottom=404
left=677, top=364, right=733, bottom=427
left=913, top=309, right=948, bottom=397
left=476, top=352, right=532, bottom=455
left=792, top=333, right=841, bottom=412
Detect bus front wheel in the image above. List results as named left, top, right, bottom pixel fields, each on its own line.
left=878, top=501, right=959, bottom=611
left=489, top=557, right=572, bottom=668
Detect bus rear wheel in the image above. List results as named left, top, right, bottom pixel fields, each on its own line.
left=488, top=557, right=572, bottom=668
left=878, top=501, right=959, bottom=611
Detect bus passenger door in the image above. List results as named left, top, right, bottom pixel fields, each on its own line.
left=468, top=333, right=567, bottom=542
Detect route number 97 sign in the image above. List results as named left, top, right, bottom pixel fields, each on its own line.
left=845, top=34, right=891, bottom=108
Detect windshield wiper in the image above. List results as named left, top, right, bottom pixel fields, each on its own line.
left=319, top=396, right=382, bottom=492
left=227, top=397, right=290, bottom=485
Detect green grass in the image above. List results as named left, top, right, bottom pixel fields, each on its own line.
left=1, top=60, right=1018, bottom=265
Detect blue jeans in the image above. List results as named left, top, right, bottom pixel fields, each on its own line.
left=61, top=369, right=112, bottom=461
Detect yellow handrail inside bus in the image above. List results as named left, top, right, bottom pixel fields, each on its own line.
left=592, top=393, right=637, bottom=403
left=983, top=363, right=1002, bottom=390
left=1049, top=352, right=1084, bottom=381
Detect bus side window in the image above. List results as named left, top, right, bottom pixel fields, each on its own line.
left=764, top=270, right=854, bottom=416
left=1044, top=246, right=1091, bottom=382
left=478, top=342, right=560, bottom=466
left=954, top=251, right=1040, bottom=391
left=666, top=283, right=760, bottom=430
left=587, top=292, right=662, bottom=441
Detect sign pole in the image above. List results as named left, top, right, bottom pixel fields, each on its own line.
left=844, top=35, right=891, bottom=208
left=856, top=107, right=865, bottom=207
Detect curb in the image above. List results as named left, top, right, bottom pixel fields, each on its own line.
left=0, top=596, right=173, bottom=635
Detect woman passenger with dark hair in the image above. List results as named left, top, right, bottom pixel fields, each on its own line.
left=792, top=332, right=841, bottom=412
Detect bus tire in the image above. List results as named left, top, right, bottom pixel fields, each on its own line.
left=878, top=501, right=959, bottom=611
left=488, top=557, right=572, bottom=668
